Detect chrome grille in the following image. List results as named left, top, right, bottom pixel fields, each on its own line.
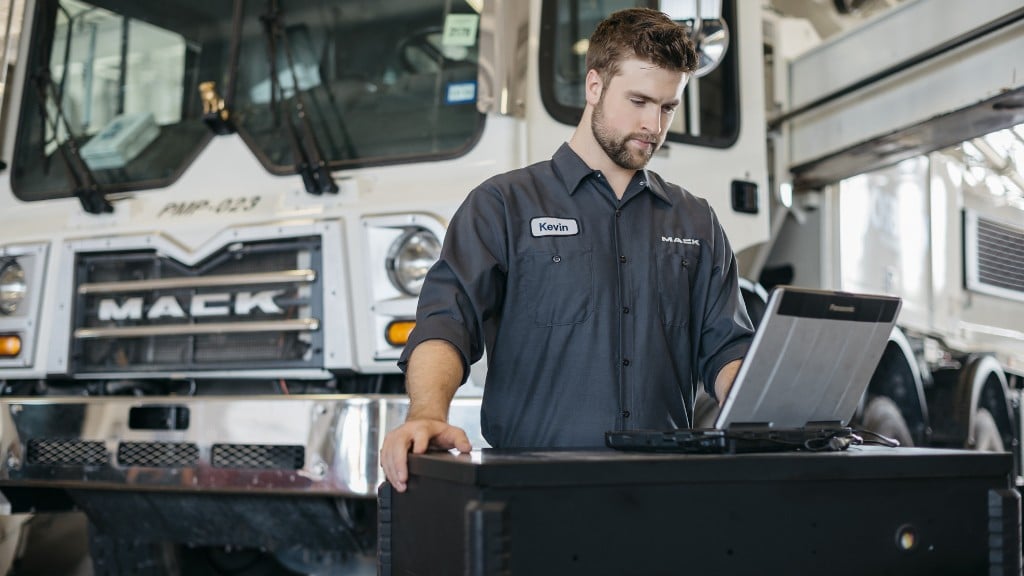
left=975, top=217, right=1024, bottom=295
left=26, top=439, right=109, bottom=466
left=117, top=442, right=199, bottom=467
left=193, top=333, right=310, bottom=363
left=211, top=444, right=305, bottom=469
left=71, top=237, right=324, bottom=373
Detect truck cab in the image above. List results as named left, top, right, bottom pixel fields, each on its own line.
left=0, top=0, right=767, bottom=571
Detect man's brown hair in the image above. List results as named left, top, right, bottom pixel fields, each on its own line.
left=586, top=8, right=698, bottom=86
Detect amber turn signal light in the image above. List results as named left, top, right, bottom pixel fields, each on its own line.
left=385, top=321, right=416, bottom=347
left=0, top=335, right=21, bottom=357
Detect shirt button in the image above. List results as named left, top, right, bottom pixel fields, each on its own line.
left=552, top=255, right=561, bottom=263
left=615, top=210, right=622, bottom=218
left=622, top=306, right=630, bottom=314
left=622, top=410, right=631, bottom=418
left=619, top=255, right=627, bottom=263
left=681, top=258, right=689, bottom=267
left=622, top=359, right=631, bottom=367
left=639, top=180, right=647, bottom=187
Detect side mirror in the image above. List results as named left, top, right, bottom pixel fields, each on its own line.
left=688, top=17, right=729, bottom=78
left=659, top=0, right=730, bottom=78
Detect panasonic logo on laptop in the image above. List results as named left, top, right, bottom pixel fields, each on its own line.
left=661, top=236, right=700, bottom=246
left=828, top=304, right=856, bottom=313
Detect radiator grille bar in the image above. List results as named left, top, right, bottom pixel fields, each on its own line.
left=975, top=217, right=1024, bottom=295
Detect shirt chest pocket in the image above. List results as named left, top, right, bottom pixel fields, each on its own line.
left=655, top=247, right=699, bottom=327
left=520, top=249, right=594, bottom=326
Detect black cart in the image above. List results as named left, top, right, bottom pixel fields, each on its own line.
left=379, top=446, right=1020, bottom=576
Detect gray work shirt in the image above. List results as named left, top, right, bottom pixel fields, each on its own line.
left=400, top=143, right=753, bottom=448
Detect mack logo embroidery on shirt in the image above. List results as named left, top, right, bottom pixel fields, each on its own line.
left=531, top=217, right=580, bottom=237
left=661, top=236, right=700, bottom=246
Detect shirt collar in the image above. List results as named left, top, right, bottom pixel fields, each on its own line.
left=551, top=142, right=673, bottom=206
left=641, top=172, right=673, bottom=205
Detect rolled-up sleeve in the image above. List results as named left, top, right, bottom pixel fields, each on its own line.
left=696, top=206, right=754, bottom=399
left=398, top=185, right=509, bottom=383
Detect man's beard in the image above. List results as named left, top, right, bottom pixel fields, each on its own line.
left=591, top=96, right=658, bottom=170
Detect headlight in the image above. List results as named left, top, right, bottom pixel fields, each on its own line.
left=386, top=228, right=441, bottom=296
left=0, top=261, right=27, bottom=315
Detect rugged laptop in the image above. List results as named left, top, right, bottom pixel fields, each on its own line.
left=605, top=286, right=902, bottom=453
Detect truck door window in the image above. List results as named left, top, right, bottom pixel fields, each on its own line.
left=11, top=0, right=232, bottom=201
left=540, top=0, right=740, bottom=148
left=232, top=0, right=483, bottom=172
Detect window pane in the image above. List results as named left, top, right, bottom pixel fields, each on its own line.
left=541, top=0, right=740, bottom=148
left=232, top=0, right=483, bottom=171
left=549, top=0, right=640, bottom=109
left=12, top=0, right=232, bottom=201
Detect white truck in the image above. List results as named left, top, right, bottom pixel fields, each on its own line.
left=759, top=0, right=1024, bottom=466
left=0, top=0, right=768, bottom=572
left=0, top=0, right=1020, bottom=572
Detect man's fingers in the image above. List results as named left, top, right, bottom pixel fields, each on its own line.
left=455, top=428, right=472, bottom=453
left=410, top=429, right=432, bottom=454
left=381, top=432, right=412, bottom=493
left=381, top=421, right=472, bottom=493
left=436, top=426, right=473, bottom=453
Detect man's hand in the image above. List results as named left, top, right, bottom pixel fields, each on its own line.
left=380, top=419, right=472, bottom=493
left=383, top=339, right=470, bottom=491
left=714, top=358, right=743, bottom=406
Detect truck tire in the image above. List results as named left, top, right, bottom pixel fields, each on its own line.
left=971, top=408, right=1004, bottom=452
left=90, top=528, right=301, bottom=576
left=861, top=396, right=914, bottom=447
left=89, top=525, right=178, bottom=576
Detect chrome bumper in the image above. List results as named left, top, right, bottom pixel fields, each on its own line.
left=0, top=395, right=485, bottom=498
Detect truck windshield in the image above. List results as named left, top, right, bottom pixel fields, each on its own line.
left=11, top=0, right=233, bottom=201
left=10, top=0, right=483, bottom=201
left=231, top=0, right=483, bottom=173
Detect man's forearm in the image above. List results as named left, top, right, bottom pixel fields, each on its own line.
left=714, top=358, right=743, bottom=406
left=405, top=339, right=465, bottom=421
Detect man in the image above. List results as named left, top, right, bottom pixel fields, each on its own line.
left=382, top=7, right=753, bottom=492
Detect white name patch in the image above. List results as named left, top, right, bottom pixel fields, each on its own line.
left=531, top=217, right=579, bottom=237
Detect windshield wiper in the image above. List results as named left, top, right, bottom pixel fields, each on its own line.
left=32, top=70, right=112, bottom=214
left=260, top=1, right=338, bottom=195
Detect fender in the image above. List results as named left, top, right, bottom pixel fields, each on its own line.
left=929, top=354, right=1013, bottom=450
left=863, top=326, right=930, bottom=445
left=960, top=355, right=1013, bottom=450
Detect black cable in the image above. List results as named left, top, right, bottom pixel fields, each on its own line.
left=853, top=428, right=901, bottom=448
left=802, top=429, right=864, bottom=452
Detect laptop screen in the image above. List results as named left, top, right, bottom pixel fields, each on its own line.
left=715, top=286, right=901, bottom=430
